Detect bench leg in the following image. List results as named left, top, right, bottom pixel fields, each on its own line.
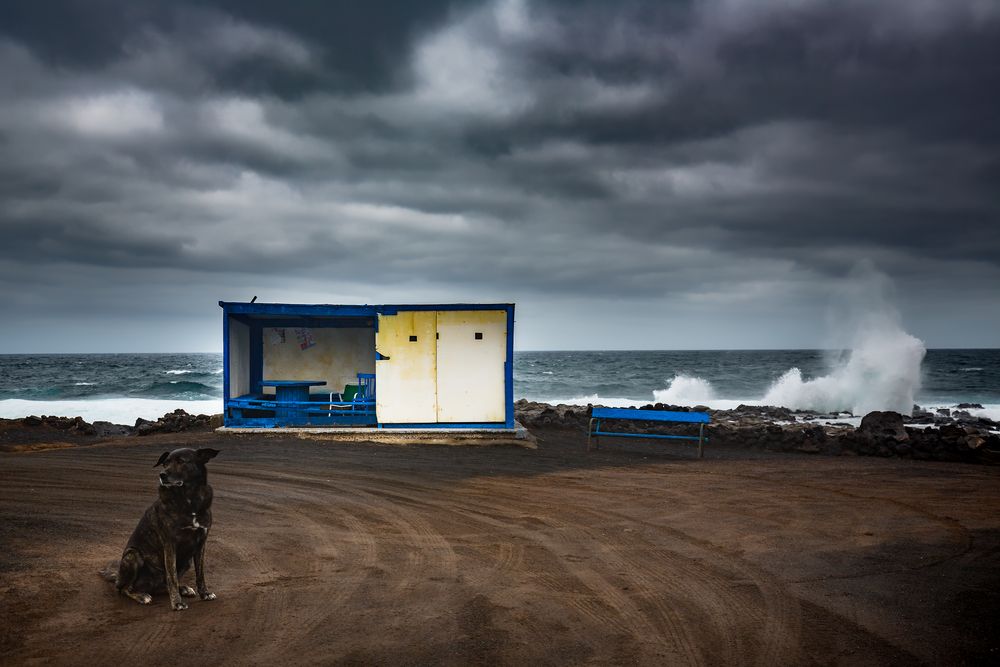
left=698, top=423, right=704, bottom=459
left=587, top=418, right=594, bottom=451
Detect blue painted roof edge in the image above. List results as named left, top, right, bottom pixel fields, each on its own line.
left=219, top=301, right=515, bottom=316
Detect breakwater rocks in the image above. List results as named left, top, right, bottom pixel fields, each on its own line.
left=0, top=409, right=223, bottom=448
left=132, top=409, right=223, bottom=436
left=514, top=400, right=1000, bottom=464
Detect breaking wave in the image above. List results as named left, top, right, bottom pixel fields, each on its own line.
left=761, top=263, right=926, bottom=415
left=761, top=334, right=925, bottom=415
left=652, top=375, right=715, bottom=404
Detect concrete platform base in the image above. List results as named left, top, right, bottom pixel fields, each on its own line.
left=215, top=421, right=535, bottom=448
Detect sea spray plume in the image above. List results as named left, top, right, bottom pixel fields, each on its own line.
left=762, top=262, right=926, bottom=415
left=653, top=375, right=716, bottom=404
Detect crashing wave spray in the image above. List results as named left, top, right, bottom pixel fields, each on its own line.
left=653, top=375, right=716, bottom=404
left=762, top=262, right=926, bottom=415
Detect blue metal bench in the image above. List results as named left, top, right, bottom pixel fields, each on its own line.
left=588, top=407, right=710, bottom=458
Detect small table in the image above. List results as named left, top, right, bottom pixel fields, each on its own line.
left=260, top=380, right=327, bottom=422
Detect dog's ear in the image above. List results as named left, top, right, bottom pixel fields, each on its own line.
left=154, top=451, right=171, bottom=467
left=196, top=448, right=220, bottom=463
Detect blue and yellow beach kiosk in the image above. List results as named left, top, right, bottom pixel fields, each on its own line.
left=219, top=302, right=515, bottom=430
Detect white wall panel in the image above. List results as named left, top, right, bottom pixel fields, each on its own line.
left=375, top=312, right=438, bottom=423
left=436, top=310, right=506, bottom=422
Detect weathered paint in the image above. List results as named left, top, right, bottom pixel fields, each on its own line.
left=263, top=327, right=374, bottom=395
left=375, top=311, right=438, bottom=423
left=505, top=305, right=515, bottom=427
left=228, top=317, right=250, bottom=398
left=219, top=302, right=515, bottom=429
left=436, top=310, right=506, bottom=422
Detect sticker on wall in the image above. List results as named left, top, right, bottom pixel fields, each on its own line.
left=295, top=328, right=316, bottom=350
left=270, top=328, right=286, bottom=345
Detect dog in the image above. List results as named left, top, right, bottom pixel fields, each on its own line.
left=102, top=447, right=220, bottom=610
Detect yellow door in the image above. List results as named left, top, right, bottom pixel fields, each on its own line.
left=436, top=310, right=506, bottom=422
left=375, top=311, right=438, bottom=423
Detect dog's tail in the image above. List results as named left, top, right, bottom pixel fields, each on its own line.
left=98, top=560, right=119, bottom=584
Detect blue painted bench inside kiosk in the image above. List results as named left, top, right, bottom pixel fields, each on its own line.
left=587, top=407, right=710, bottom=458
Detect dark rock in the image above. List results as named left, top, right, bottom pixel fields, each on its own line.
left=956, top=403, right=985, bottom=410
left=964, top=435, right=986, bottom=450
left=92, top=421, right=131, bottom=437
left=134, top=409, right=218, bottom=437
left=69, top=416, right=96, bottom=436
left=858, top=411, right=908, bottom=442
left=936, top=408, right=951, bottom=417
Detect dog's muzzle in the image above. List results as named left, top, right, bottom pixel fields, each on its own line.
left=158, top=473, right=184, bottom=488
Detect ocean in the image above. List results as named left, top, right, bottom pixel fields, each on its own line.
left=0, top=349, right=998, bottom=424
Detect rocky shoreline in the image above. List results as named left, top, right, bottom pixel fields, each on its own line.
left=2, top=401, right=999, bottom=463
left=0, top=409, right=223, bottom=450
left=515, top=399, right=1000, bottom=464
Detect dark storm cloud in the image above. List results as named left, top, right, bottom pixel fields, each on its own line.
left=1, top=0, right=477, bottom=93
left=0, top=0, right=998, bottom=350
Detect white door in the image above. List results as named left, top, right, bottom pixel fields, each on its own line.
left=375, top=311, right=438, bottom=423
left=436, top=310, right=507, bottom=422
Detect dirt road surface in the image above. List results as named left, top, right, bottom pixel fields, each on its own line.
left=2, top=428, right=998, bottom=665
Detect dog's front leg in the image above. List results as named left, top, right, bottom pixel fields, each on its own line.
left=162, top=542, right=187, bottom=611
left=194, top=537, right=216, bottom=601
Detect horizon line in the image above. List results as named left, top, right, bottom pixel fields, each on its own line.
left=1, top=347, right=998, bottom=355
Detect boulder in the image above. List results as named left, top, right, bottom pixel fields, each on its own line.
left=514, top=400, right=588, bottom=429
left=92, top=421, right=132, bottom=437
left=858, top=411, right=908, bottom=442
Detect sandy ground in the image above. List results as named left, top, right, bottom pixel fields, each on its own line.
left=2, top=427, right=998, bottom=666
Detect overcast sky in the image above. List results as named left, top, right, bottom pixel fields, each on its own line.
left=1, top=0, right=997, bottom=352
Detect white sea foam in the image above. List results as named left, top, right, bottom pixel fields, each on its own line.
left=653, top=375, right=715, bottom=404
left=530, top=393, right=754, bottom=412
left=954, top=404, right=1000, bottom=422
left=537, top=394, right=649, bottom=409
left=73, top=382, right=96, bottom=386
left=165, top=369, right=194, bottom=375
left=538, top=266, right=934, bottom=417
left=761, top=262, right=926, bottom=415
left=0, top=399, right=222, bottom=425
left=761, top=331, right=925, bottom=415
